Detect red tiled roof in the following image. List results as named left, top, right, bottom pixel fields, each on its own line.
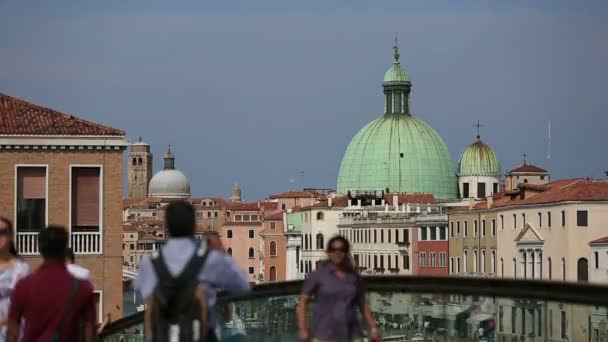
left=223, top=221, right=263, bottom=227
left=268, top=190, right=319, bottom=199
left=509, top=163, right=548, bottom=173
left=590, top=236, right=608, bottom=244
left=264, top=211, right=285, bottom=220
left=0, top=93, right=124, bottom=136
left=311, top=195, right=349, bottom=208
left=385, top=194, right=436, bottom=205
left=139, top=233, right=165, bottom=242
left=494, top=178, right=608, bottom=207
left=122, top=224, right=139, bottom=232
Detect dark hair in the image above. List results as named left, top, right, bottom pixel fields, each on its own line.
left=326, top=235, right=351, bottom=253
left=39, top=226, right=68, bottom=260
left=65, top=247, right=75, bottom=263
left=325, top=235, right=357, bottom=273
left=0, top=217, right=19, bottom=258
left=165, top=201, right=195, bottom=237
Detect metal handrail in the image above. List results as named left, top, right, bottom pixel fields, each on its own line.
left=100, top=275, right=608, bottom=337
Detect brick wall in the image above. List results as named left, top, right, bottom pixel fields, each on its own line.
left=0, top=149, right=124, bottom=320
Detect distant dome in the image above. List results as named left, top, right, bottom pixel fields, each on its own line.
left=458, top=138, right=501, bottom=176
left=148, top=147, right=190, bottom=198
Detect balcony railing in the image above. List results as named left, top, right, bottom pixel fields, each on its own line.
left=71, top=232, right=102, bottom=254
left=100, top=276, right=608, bottom=342
left=16, top=232, right=39, bottom=255
left=16, top=231, right=102, bottom=255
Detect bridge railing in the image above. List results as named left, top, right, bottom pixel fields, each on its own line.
left=100, top=276, right=608, bottom=342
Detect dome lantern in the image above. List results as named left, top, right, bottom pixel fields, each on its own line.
left=148, top=146, right=190, bottom=199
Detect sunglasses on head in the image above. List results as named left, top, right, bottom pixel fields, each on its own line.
left=0, top=228, right=10, bottom=237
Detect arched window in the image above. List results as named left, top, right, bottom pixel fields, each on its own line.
left=491, top=250, right=496, bottom=274
left=304, top=235, right=309, bottom=250
left=248, top=247, right=254, bottom=259
left=473, top=249, right=478, bottom=273
left=548, top=258, right=552, bottom=280
left=577, top=258, right=588, bottom=282
left=270, top=241, right=277, bottom=256
left=500, top=258, right=504, bottom=277
left=316, top=212, right=324, bottom=220
left=138, top=157, right=143, bottom=166
left=513, top=258, right=517, bottom=278
left=463, top=250, right=468, bottom=273
left=316, top=233, right=324, bottom=250
left=562, top=258, right=566, bottom=281
left=269, top=266, right=277, bottom=282
left=132, top=158, right=137, bottom=166
left=481, top=250, right=486, bottom=273
left=227, top=247, right=232, bottom=256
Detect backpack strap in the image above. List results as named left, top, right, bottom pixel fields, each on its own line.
left=52, top=277, right=80, bottom=342
left=175, top=247, right=210, bottom=285
left=151, top=250, right=174, bottom=285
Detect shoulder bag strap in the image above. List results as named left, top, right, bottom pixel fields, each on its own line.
left=175, top=247, right=210, bottom=285
left=52, top=277, right=80, bottom=342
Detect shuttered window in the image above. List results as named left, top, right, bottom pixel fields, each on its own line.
left=16, top=167, right=46, bottom=231
left=72, top=167, right=100, bottom=230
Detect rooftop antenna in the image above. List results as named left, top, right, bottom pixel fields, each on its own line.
left=522, top=153, right=528, bottom=164
left=547, top=120, right=551, bottom=160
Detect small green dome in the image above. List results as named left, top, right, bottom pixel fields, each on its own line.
left=383, top=63, right=411, bottom=84
left=458, top=138, right=501, bottom=176
left=337, top=115, right=457, bottom=199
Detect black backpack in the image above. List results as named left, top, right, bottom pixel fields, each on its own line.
left=146, top=246, right=210, bottom=342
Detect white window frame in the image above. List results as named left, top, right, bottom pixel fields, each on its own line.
left=69, top=165, right=104, bottom=254
left=13, top=165, right=49, bottom=255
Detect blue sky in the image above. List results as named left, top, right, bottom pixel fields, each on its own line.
left=1, top=1, right=607, bottom=200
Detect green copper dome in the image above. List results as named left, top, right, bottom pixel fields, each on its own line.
left=458, top=138, right=501, bottom=176
left=383, top=63, right=411, bottom=84
left=337, top=115, right=457, bottom=199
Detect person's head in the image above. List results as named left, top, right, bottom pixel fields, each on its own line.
left=0, top=217, right=18, bottom=258
left=165, top=200, right=195, bottom=238
left=326, top=235, right=352, bottom=270
left=39, top=226, right=68, bottom=261
left=65, top=247, right=75, bottom=264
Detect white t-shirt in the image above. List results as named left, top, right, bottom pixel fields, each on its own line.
left=67, top=263, right=92, bottom=281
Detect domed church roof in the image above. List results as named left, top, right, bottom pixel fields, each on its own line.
left=148, top=146, right=191, bottom=199
left=337, top=40, right=457, bottom=199
left=458, top=137, right=501, bottom=176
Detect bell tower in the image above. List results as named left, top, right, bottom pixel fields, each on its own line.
left=128, top=137, right=153, bottom=199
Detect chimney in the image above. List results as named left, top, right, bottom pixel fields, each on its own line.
left=328, top=197, right=333, bottom=207
left=393, top=194, right=399, bottom=210
left=468, top=198, right=475, bottom=210
left=486, top=196, right=493, bottom=209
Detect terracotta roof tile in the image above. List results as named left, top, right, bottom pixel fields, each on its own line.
left=509, top=163, right=548, bottom=173
left=264, top=211, right=285, bottom=220
left=590, top=236, right=608, bottom=244
left=223, top=221, right=263, bottom=227
left=385, top=194, right=436, bottom=205
left=494, top=178, right=608, bottom=207
left=0, top=93, right=124, bottom=136
left=268, top=190, right=320, bottom=199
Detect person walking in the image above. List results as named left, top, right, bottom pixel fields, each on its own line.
left=0, top=217, right=30, bottom=341
left=297, top=235, right=380, bottom=342
left=134, top=200, right=251, bottom=341
left=7, top=226, right=96, bottom=342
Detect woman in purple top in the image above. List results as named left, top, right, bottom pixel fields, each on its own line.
left=297, top=236, right=380, bottom=342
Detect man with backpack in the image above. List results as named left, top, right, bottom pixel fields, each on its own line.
left=134, top=200, right=251, bottom=342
